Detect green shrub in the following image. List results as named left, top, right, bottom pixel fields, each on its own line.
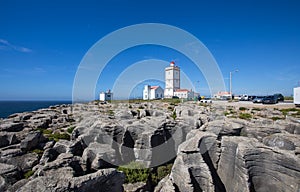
left=152, top=164, right=173, bottom=184
left=32, top=149, right=44, bottom=156
left=252, top=107, right=261, bottom=111
left=117, top=162, right=150, bottom=183
left=107, top=110, right=114, bottom=116
left=239, top=107, right=247, bottom=111
left=239, top=113, right=252, bottom=120
left=67, top=126, right=75, bottom=134
left=199, top=103, right=208, bottom=107
left=48, top=132, right=70, bottom=141
left=24, top=170, right=34, bottom=179
left=271, top=116, right=285, bottom=121
left=280, top=108, right=300, bottom=116
left=37, top=128, right=52, bottom=135
left=138, top=106, right=144, bottom=109
left=171, top=110, right=177, bottom=120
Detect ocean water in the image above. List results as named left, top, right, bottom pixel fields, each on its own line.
left=0, top=101, right=72, bottom=119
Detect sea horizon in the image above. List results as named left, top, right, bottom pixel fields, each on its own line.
left=0, top=100, right=73, bottom=119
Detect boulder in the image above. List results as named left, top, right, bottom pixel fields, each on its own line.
left=154, top=175, right=175, bottom=192
left=35, top=153, right=85, bottom=177
left=169, top=131, right=219, bottom=192
left=0, top=122, right=24, bottom=132
left=0, top=133, right=19, bottom=148
left=123, top=182, right=148, bottom=192
left=20, top=131, right=47, bottom=151
left=19, top=168, right=124, bottom=192
left=1, top=153, right=39, bottom=173
left=82, top=142, right=117, bottom=170
left=0, top=163, right=21, bottom=185
left=0, top=176, right=6, bottom=191
left=218, top=136, right=300, bottom=192
left=263, top=134, right=296, bottom=150
left=39, top=148, right=60, bottom=164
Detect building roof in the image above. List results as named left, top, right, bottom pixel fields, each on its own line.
left=215, top=91, right=231, bottom=96
left=151, top=86, right=159, bottom=90
left=174, top=89, right=190, bottom=92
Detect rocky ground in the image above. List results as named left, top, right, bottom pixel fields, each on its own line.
left=0, top=100, right=299, bottom=192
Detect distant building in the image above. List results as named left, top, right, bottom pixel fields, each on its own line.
left=143, top=85, right=164, bottom=100
left=99, top=90, right=113, bottom=101
left=164, top=61, right=180, bottom=98
left=174, top=89, right=198, bottom=100
left=213, top=91, right=231, bottom=100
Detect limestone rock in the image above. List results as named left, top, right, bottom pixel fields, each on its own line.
left=0, top=133, right=19, bottom=148
left=0, top=163, right=21, bottom=185
left=0, top=121, right=24, bottom=132
left=20, top=132, right=47, bottom=152
left=154, top=175, right=175, bottom=192
left=1, top=153, right=39, bottom=173
left=218, top=136, right=300, bottom=192
left=82, top=142, right=117, bottom=170
left=19, top=168, right=124, bottom=192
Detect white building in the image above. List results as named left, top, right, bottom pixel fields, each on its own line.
left=213, top=91, right=231, bottom=100
left=164, top=61, right=180, bottom=98
left=143, top=85, right=164, bottom=100
left=174, top=89, right=198, bottom=100
left=99, top=90, right=113, bottom=101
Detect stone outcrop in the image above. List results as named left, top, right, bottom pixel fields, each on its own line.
left=0, top=101, right=299, bottom=191
left=19, top=168, right=124, bottom=192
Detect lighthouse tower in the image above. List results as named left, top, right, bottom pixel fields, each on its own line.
left=164, top=61, right=180, bottom=98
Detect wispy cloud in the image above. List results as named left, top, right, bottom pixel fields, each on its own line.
left=0, top=39, right=32, bottom=53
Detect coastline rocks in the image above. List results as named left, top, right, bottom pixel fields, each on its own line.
left=0, top=163, right=21, bottom=185
left=0, top=121, right=24, bottom=132
left=20, top=131, right=47, bottom=152
left=1, top=153, right=39, bottom=173
left=262, top=133, right=297, bottom=150
left=1, top=101, right=300, bottom=191
left=19, top=168, right=125, bottom=192
left=218, top=136, right=300, bottom=192
left=0, top=133, right=19, bottom=148
left=82, top=142, right=118, bottom=170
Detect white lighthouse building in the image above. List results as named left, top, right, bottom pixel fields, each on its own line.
left=164, top=61, right=180, bottom=98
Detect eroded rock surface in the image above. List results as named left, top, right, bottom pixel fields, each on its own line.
left=0, top=101, right=299, bottom=191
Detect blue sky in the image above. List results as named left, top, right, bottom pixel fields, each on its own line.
left=0, top=0, right=300, bottom=100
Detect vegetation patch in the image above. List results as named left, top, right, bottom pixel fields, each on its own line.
left=117, top=161, right=173, bottom=185
left=280, top=108, right=300, bottom=116
left=67, top=126, right=75, bottom=134
left=107, top=110, right=115, bottom=116
left=32, top=149, right=44, bottom=157
left=271, top=116, right=285, bottom=121
left=239, top=107, right=247, bottom=111
left=171, top=110, right=177, bottom=120
left=199, top=103, right=208, bottom=107
left=239, top=113, right=252, bottom=120
left=117, top=162, right=150, bottom=183
left=224, top=108, right=237, bottom=116
left=252, top=107, right=261, bottom=111
left=37, top=128, right=53, bottom=135
left=151, top=164, right=173, bottom=184
left=24, top=170, right=34, bottom=179
left=48, top=132, right=70, bottom=142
